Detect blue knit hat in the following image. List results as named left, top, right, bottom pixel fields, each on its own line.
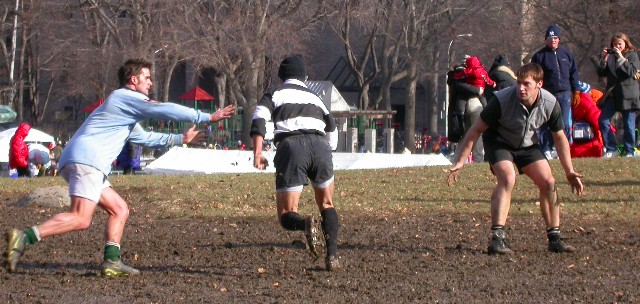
left=578, top=81, right=591, bottom=93
left=545, top=24, right=560, bottom=39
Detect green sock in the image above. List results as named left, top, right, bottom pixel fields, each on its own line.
left=104, top=242, right=121, bottom=261
left=24, top=227, right=41, bottom=245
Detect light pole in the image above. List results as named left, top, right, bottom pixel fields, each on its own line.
left=444, top=33, right=472, bottom=138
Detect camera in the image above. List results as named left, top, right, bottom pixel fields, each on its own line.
left=606, top=48, right=616, bottom=54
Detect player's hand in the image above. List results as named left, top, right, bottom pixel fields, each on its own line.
left=210, top=105, right=236, bottom=123
left=253, top=153, right=269, bottom=170
left=444, top=164, right=463, bottom=187
left=566, top=171, right=584, bottom=196
left=182, top=125, right=206, bottom=145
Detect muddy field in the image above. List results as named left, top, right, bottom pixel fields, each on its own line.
left=0, top=200, right=638, bottom=303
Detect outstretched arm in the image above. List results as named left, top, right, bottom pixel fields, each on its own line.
left=551, top=130, right=584, bottom=195
left=445, top=118, right=488, bottom=186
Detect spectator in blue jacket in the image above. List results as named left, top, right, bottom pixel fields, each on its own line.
left=116, top=141, right=142, bottom=174
left=531, top=24, right=581, bottom=159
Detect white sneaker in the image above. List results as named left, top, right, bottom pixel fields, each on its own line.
left=544, top=151, right=552, bottom=160
left=604, top=150, right=619, bottom=158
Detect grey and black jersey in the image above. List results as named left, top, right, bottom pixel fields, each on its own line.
left=251, top=79, right=337, bottom=149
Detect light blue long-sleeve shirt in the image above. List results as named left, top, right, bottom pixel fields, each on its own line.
left=58, top=87, right=211, bottom=176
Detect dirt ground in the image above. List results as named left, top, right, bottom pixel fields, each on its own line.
left=1, top=191, right=639, bottom=303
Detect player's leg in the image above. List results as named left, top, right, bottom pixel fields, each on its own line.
left=521, top=160, right=557, bottom=227
left=312, top=180, right=340, bottom=271
left=521, top=155, right=575, bottom=253
left=5, top=164, right=106, bottom=273
left=487, top=160, right=517, bottom=254
left=5, top=196, right=98, bottom=273
left=276, top=190, right=304, bottom=228
left=309, top=135, right=341, bottom=271
left=97, top=186, right=139, bottom=276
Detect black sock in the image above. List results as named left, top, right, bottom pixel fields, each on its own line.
left=280, top=212, right=306, bottom=231
left=547, top=227, right=561, bottom=241
left=491, top=225, right=504, bottom=231
left=321, top=208, right=339, bottom=257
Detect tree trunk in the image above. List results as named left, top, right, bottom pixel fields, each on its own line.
left=425, top=75, right=439, bottom=134
left=160, top=57, right=179, bottom=102
left=214, top=73, right=227, bottom=110
left=404, top=65, right=417, bottom=153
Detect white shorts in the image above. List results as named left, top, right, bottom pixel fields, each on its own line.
left=59, top=164, right=111, bottom=203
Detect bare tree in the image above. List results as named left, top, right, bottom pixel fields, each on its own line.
left=328, top=0, right=384, bottom=111
left=374, top=0, right=406, bottom=118
left=172, top=0, right=332, bottom=144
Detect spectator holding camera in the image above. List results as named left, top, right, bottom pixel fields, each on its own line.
left=596, top=33, right=640, bottom=158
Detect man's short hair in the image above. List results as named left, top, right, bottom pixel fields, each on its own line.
left=118, top=59, right=153, bottom=86
left=516, top=63, right=544, bottom=82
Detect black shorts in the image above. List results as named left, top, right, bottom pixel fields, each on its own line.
left=274, top=134, right=334, bottom=191
left=485, top=141, right=546, bottom=172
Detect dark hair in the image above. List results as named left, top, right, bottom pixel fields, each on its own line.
left=609, top=33, right=636, bottom=53
left=117, top=58, right=153, bottom=86
left=516, top=62, right=544, bottom=82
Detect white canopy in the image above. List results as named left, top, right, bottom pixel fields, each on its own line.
left=0, top=127, right=55, bottom=143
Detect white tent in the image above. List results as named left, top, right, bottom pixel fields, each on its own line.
left=0, top=127, right=54, bottom=143
left=0, top=127, right=55, bottom=163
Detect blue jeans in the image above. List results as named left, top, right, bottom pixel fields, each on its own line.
left=599, top=99, right=637, bottom=154
left=538, top=91, right=572, bottom=152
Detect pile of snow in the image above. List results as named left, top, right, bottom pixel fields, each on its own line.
left=144, top=147, right=451, bottom=175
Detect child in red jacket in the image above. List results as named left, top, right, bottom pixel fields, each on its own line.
left=570, top=82, right=604, bottom=158
left=454, top=56, right=496, bottom=106
left=9, top=123, right=31, bottom=177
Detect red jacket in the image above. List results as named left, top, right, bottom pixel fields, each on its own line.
left=9, top=123, right=31, bottom=169
left=570, top=92, right=603, bottom=158
left=454, top=56, right=496, bottom=89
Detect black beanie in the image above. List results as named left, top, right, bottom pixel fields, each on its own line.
left=494, top=54, right=509, bottom=66
left=278, top=55, right=306, bottom=80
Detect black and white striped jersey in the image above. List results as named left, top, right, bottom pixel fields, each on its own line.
left=251, top=79, right=337, bottom=150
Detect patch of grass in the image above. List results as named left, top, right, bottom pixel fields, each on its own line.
left=2, top=157, right=639, bottom=219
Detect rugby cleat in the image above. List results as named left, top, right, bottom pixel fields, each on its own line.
left=487, top=229, right=514, bottom=255
left=548, top=238, right=576, bottom=253
left=6, top=229, right=26, bottom=273
left=325, top=255, right=342, bottom=272
left=101, top=259, right=141, bottom=277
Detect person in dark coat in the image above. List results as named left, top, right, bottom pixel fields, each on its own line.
left=485, top=54, right=517, bottom=101
left=116, top=141, right=142, bottom=174
left=447, top=64, right=485, bottom=163
left=596, top=32, right=640, bottom=157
